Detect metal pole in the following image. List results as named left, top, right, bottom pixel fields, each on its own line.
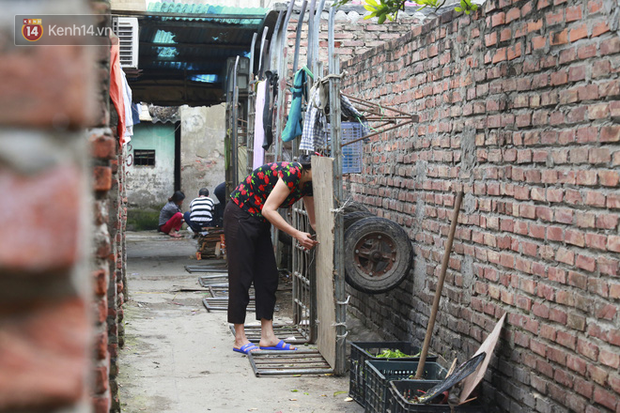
left=414, top=191, right=464, bottom=379
left=268, top=11, right=284, bottom=74
left=249, top=32, right=258, bottom=80
left=328, top=5, right=345, bottom=377
left=313, top=0, right=327, bottom=76
left=292, top=0, right=308, bottom=74
left=306, top=0, right=317, bottom=74
left=231, top=56, right=240, bottom=189
left=258, top=26, right=269, bottom=79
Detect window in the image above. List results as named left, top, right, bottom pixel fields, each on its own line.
left=134, top=149, right=155, bottom=166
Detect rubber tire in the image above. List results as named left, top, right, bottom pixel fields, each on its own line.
left=343, top=211, right=374, bottom=230
left=344, top=217, right=413, bottom=294
left=342, top=202, right=371, bottom=214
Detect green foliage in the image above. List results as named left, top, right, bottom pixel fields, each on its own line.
left=127, top=209, right=160, bottom=231
left=454, top=0, right=478, bottom=14
left=375, top=348, right=419, bottom=358
left=334, top=0, right=478, bottom=23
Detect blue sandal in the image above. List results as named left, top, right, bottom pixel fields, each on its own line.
left=233, top=343, right=259, bottom=355
left=259, top=340, right=296, bottom=351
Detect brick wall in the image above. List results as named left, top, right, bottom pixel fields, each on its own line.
left=341, top=1, right=620, bottom=412
left=0, top=1, right=126, bottom=412
left=90, top=1, right=127, bottom=412
left=286, top=7, right=423, bottom=73
left=0, top=0, right=99, bottom=411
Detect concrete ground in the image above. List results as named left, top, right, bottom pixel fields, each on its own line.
left=118, top=231, right=366, bottom=413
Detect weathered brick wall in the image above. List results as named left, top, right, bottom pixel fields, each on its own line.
left=0, top=0, right=99, bottom=411
left=286, top=7, right=423, bottom=73
left=90, top=2, right=127, bottom=412
left=342, top=1, right=620, bottom=412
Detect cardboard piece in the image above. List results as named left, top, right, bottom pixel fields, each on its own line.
left=459, top=312, right=507, bottom=404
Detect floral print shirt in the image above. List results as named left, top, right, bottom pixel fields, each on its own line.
left=231, top=162, right=313, bottom=219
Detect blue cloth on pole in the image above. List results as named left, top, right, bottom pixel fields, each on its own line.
left=281, top=69, right=306, bottom=142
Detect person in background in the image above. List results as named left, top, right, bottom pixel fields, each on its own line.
left=225, top=155, right=318, bottom=355
left=158, top=191, right=185, bottom=238
left=214, top=181, right=226, bottom=205
left=212, top=181, right=227, bottom=228
left=184, top=187, right=214, bottom=233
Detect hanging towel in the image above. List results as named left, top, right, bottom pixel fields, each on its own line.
left=253, top=81, right=267, bottom=169
left=282, top=69, right=306, bottom=142
left=109, top=39, right=125, bottom=145
left=262, top=71, right=278, bottom=150
left=121, top=69, right=134, bottom=143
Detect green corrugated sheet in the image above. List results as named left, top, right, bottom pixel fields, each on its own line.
left=147, top=2, right=267, bottom=17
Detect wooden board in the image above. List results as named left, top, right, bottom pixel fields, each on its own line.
left=312, top=157, right=336, bottom=368
left=459, top=313, right=507, bottom=403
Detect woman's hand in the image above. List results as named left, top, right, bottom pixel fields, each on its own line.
left=296, top=231, right=319, bottom=250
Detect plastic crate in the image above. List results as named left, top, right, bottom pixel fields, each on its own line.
left=341, top=122, right=364, bottom=174
left=365, top=360, right=447, bottom=413
left=348, top=342, right=438, bottom=407
left=389, top=380, right=486, bottom=413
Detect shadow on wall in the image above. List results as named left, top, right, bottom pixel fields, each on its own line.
left=127, top=209, right=160, bottom=231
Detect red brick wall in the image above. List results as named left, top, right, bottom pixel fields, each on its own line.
left=90, top=2, right=127, bottom=412
left=341, top=1, right=620, bottom=411
left=0, top=1, right=99, bottom=411
left=286, top=8, right=422, bottom=72
left=0, top=1, right=126, bottom=412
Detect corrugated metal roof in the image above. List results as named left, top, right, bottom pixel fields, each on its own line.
left=118, top=2, right=277, bottom=106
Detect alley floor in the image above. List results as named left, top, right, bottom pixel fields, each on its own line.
left=118, top=231, right=365, bottom=413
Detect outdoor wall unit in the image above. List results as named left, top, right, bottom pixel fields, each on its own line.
left=112, top=17, right=139, bottom=69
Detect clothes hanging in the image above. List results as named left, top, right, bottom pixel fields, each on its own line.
left=299, top=86, right=328, bottom=152
left=262, top=71, right=278, bottom=150
left=299, top=80, right=366, bottom=152
left=121, top=69, right=134, bottom=143
left=281, top=69, right=306, bottom=142
left=109, top=39, right=126, bottom=145
left=253, top=81, right=267, bottom=170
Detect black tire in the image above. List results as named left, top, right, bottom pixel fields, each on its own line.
left=343, top=211, right=374, bottom=230
left=342, top=202, right=371, bottom=214
left=344, top=217, right=413, bottom=294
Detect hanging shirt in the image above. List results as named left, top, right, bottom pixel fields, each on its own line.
left=109, top=40, right=126, bottom=145
left=253, top=81, right=267, bottom=170
left=121, top=69, right=134, bottom=143
left=299, top=87, right=327, bottom=152
left=230, top=162, right=313, bottom=220
left=281, top=69, right=306, bottom=142
left=262, top=71, right=278, bottom=150
left=299, top=87, right=366, bottom=152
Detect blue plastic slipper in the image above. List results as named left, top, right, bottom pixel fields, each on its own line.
left=233, top=343, right=259, bottom=355
left=259, top=340, right=296, bottom=351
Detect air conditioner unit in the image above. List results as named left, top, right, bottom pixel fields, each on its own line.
left=112, top=17, right=139, bottom=69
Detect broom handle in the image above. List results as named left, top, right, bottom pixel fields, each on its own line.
left=415, top=191, right=464, bottom=379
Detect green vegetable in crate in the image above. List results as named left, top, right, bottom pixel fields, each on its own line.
left=376, top=349, right=420, bottom=358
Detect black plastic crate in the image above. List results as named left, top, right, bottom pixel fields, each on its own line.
left=389, top=380, right=486, bottom=413
left=365, top=360, right=447, bottom=413
left=348, top=342, right=438, bottom=407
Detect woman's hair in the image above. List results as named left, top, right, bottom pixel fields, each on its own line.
left=298, top=154, right=312, bottom=171
left=169, top=191, right=185, bottom=203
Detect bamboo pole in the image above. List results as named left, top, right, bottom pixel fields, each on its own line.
left=415, top=190, right=464, bottom=379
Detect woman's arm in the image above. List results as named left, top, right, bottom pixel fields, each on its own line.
left=303, top=196, right=316, bottom=231
left=262, top=179, right=318, bottom=250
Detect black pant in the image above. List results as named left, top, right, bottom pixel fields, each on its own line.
left=224, top=201, right=279, bottom=324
